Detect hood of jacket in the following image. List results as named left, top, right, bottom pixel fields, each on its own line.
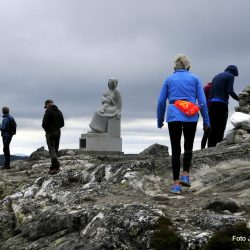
left=48, top=105, right=59, bottom=111
left=225, top=65, right=238, bottom=76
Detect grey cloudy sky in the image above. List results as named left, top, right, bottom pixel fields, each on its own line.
left=0, top=0, right=249, bottom=155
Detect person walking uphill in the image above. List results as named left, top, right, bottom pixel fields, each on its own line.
left=208, top=65, right=239, bottom=147
left=42, top=100, right=64, bottom=175
left=0, top=107, right=17, bottom=169
left=157, top=54, right=210, bottom=194
left=201, top=82, right=213, bottom=149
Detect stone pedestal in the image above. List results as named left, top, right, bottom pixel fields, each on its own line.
left=79, top=117, right=122, bottom=154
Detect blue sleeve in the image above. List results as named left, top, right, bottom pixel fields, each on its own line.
left=157, top=80, right=168, bottom=127
left=0, top=117, right=9, bottom=131
left=228, top=77, right=239, bottom=101
left=196, top=80, right=210, bottom=127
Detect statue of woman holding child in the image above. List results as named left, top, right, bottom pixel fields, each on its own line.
left=89, top=78, right=122, bottom=133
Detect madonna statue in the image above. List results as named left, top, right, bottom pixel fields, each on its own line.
left=89, top=78, right=122, bottom=133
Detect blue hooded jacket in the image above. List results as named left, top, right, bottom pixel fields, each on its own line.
left=157, top=69, right=210, bottom=127
left=0, top=114, right=14, bottom=137
left=210, top=65, right=239, bottom=103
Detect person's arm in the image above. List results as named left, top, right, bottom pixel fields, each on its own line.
left=59, top=111, right=64, bottom=128
left=42, top=110, right=50, bottom=131
left=228, top=77, right=239, bottom=101
left=196, top=80, right=210, bottom=128
left=0, top=117, right=8, bottom=131
left=157, top=80, right=168, bottom=128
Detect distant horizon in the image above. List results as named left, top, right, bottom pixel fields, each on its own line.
left=10, top=117, right=234, bottom=157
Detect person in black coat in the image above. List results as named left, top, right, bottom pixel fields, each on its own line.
left=208, top=65, right=239, bottom=147
left=42, top=100, right=64, bottom=174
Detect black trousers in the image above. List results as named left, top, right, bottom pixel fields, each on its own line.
left=208, top=102, right=228, bottom=147
left=201, top=128, right=210, bottom=149
left=2, top=136, right=12, bottom=167
left=168, top=121, right=197, bottom=181
left=46, top=130, right=61, bottom=169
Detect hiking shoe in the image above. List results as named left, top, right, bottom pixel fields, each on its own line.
left=1, top=165, right=10, bottom=170
left=180, top=175, right=191, bottom=187
left=170, top=184, right=182, bottom=194
left=48, top=168, right=60, bottom=175
left=53, top=168, right=60, bottom=174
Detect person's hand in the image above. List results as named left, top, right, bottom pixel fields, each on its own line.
left=158, top=122, right=164, bottom=129
left=203, top=125, right=210, bottom=131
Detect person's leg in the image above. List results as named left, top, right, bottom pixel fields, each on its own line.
left=168, top=122, right=182, bottom=182
left=216, top=104, right=228, bottom=143
left=179, top=122, right=197, bottom=187
left=208, top=103, right=219, bottom=147
left=201, top=129, right=209, bottom=149
left=182, top=122, right=197, bottom=173
left=208, top=103, right=228, bottom=147
left=3, top=136, right=12, bottom=168
left=46, top=132, right=59, bottom=170
left=54, top=130, right=61, bottom=156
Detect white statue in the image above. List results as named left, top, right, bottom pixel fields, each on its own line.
left=89, top=78, right=122, bottom=133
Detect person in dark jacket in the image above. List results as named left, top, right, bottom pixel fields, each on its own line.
left=42, top=100, right=64, bottom=174
left=208, top=65, right=239, bottom=147
left=0, top=107, right=16, bottom=169
left=201, top=82, right=213, bottom=149
left=157, top=54, right=210, bottom=194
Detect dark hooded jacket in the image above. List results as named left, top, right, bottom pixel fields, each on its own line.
left=42, top=105, right=64, bottom=133
left=210, top=65, right=239, bottom=103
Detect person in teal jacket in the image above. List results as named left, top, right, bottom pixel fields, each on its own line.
left=157, top=54, right=210, bottom=194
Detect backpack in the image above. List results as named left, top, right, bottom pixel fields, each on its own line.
left=7, top=117, right=17, bottom=135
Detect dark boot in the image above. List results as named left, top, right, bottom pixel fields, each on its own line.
left=48, top=158, right=60, bottom=174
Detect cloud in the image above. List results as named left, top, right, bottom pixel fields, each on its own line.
left=0, top=1, right=248, bottom=154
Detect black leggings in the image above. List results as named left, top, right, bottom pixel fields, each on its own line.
left=208, top=102, right=228, bottom=147
left=168, top=121, right=197, bottom=181
left=201, top=128, right=210, bottom=149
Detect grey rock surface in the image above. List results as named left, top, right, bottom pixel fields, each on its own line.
left=0, top=87, right=250, bottom=249
left=0, top=142, right=250, bottom=249
left=224, top=85, right=250, bottom=145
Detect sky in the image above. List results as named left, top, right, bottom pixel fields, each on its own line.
left=0, top=0, right=249, bottom=155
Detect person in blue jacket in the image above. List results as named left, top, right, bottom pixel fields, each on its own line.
left=0, top=107, right=15, bottom=169
left=157, top=54, right=210, bottom=194
left=208, top=65, right=239, bottom=147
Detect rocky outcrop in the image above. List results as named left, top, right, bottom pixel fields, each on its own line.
left=139, top=143, right=169, bottom=157
left=0, top=141, right=249, bottom=249
left=235, top=85, right=250, bottom=114
left=0, top=87, right=250, bottom=249
left=223, top=85, right=250, bottom=145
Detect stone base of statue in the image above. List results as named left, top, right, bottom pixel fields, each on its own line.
left=79, top=117, right=123, bottom=154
